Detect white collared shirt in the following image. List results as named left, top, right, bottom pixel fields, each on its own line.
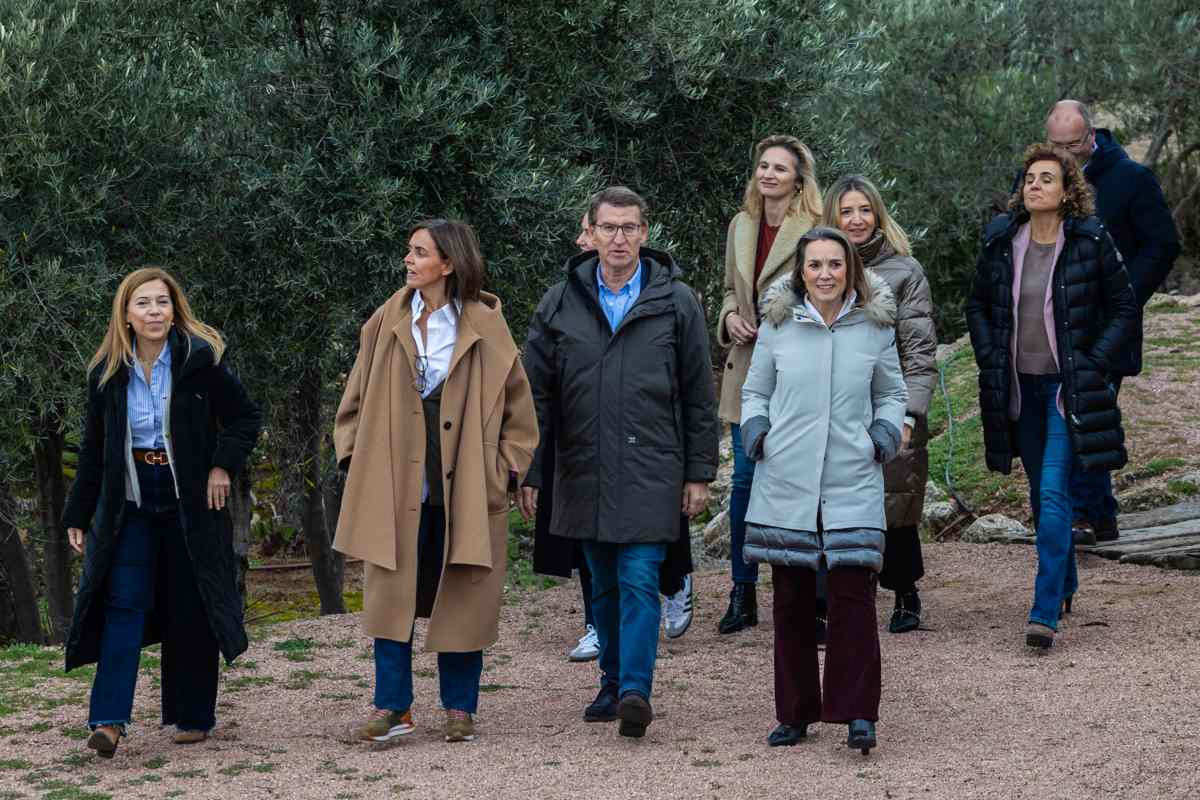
left=410, top=291, right=461, bottom=398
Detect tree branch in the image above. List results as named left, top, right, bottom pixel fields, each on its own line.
left=1143, top=114, right=1173, bottom=167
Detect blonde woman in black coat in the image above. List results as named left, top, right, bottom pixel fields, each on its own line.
left=63, top=267, right=261, bottom=757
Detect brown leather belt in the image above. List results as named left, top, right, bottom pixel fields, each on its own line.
left=132, top=449, right=169, bottom=466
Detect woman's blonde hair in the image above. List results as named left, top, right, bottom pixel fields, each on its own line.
left=742, top=134, right=823, bottom=221
left=90, top=267, right=225, bottom=387
left=823, top=175, right=912, bottom=257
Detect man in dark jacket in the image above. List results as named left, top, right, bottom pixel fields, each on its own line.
left=522, top=186, right=719, bottom=738
left=525, top=212, right=698, bottom=669
left=1046, top=100, right=1182, bottom=542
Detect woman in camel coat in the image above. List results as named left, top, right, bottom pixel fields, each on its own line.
left=714, top=134, right=822, bottom=634
left=333, top=219, right=538, bottom=744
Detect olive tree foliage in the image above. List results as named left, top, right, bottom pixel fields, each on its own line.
left=1045, top=1, right=1200, bottom=247
left=177, top=0, right=600, bottom=613
left=834, top=0, right=1055, bottom=338
left=479, top=0, right=884, bottom=324
left=838, top=0, right=1199, bottom=338
left=0, top=1, right=215, bottom=641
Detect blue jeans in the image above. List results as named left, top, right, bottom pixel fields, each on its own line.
left=90, top=462, right=218, bottom=732
left=374, top=638, right=483, bottom=714
left=1014, top=374, right=1079, bottom=630
left=1069, top=376, right=1122, bottom=525
left=582, top=541, right=667, bottom=699
left=728, top=424, right=759, bottom=585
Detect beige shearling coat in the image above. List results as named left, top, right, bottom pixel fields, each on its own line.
left=716, top=210, right=816, bottom=423
left=333, top=288, right=538, bottom=651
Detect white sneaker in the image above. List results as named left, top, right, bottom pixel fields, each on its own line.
left=662, top=575, right=694, bottom=639
left=568, top=624, right=600, bottom=662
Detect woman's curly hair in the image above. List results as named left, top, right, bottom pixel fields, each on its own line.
left=1007, top=142, right=1095, bottom=219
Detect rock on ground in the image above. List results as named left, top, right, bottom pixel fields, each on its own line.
left=961, top=513, right=1030, bottom=543
left=701, top=507, right=730, bottom=561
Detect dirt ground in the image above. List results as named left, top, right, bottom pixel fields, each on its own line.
left=2, top=542, right=1199, bottom=800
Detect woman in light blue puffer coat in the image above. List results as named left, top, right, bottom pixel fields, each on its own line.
left=741, top=226, right=906, bottom=755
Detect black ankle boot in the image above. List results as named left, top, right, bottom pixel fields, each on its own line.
left=718, top=583, right=758, bottom=634
left=888, top=589, right=921, bottom=634
left=848, top=719, right=877, bottom=755
left=767, top=723, right=807, bottom=747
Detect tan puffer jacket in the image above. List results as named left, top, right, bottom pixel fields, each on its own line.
left=868, top=244, right=938, bottom=529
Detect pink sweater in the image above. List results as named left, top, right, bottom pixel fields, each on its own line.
left=1007, top=221, right=1066, bottom=420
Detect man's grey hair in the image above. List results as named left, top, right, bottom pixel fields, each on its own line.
left=588, top=186, right=649, bottom=225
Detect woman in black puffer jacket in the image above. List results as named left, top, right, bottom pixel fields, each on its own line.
left=964, top=142, right=1136, bottom=650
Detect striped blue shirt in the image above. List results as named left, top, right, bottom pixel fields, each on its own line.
left=596, top=261, right=643, bottom=331
left=128, top=344, right=171, bottom=449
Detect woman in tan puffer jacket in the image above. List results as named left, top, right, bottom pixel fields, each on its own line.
left=825, top=175, right=938, bottom=634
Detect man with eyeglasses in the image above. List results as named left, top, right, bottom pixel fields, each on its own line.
left=1045, top=99, right=1181, bottom=544
left=528, top=212, right=700, bottom=669
left=522, top=186, right=719, bottom=738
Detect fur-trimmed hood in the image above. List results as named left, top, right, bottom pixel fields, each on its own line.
left=759, top=269, right=897, bottom=328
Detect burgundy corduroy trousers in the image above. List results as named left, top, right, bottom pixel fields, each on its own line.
left=771, top=563, right=881, bottom=725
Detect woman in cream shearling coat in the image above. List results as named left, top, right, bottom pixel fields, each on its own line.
left=714, top=134, right=822, bottom=635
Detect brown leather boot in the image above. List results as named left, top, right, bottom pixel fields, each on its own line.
left=86, top=725, right=121, bottom=758
left=1025, top=622, right=1055, bottom=649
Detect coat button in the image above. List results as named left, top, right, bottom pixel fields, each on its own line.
left=443, top=421, right=452, bottom=430
left=727, top=362, right=734, bottom=369
left=446, top=470, right=454, bottom=479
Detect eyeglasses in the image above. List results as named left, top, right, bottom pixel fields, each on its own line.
left=592, top=222, right=642, bottom=241
left=413, top=355, right=428, bottom=393
left=1049, top=132, right=1091, bottom=150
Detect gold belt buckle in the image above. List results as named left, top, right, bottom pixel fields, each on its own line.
left=147, top=451, right=168, bottom=466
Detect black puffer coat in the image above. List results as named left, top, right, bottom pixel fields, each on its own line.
left=964, top=213, right=1138, bottom=475
left=61, top=331, right=262, bottom=670
left=523, top=249, right=719, bottom=544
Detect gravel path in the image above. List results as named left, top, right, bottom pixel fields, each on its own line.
left=3, top=542, right=1198, bottom=799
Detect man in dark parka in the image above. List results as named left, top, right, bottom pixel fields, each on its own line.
left=522, top=186, right=719, bottom=737
left=1046, top=100, right=1182, bottom=542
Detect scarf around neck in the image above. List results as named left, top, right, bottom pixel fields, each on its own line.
left=854, top=228, right=887, bottom=266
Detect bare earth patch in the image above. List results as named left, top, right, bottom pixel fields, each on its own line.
left=2, top=545, right=1198, bottom=799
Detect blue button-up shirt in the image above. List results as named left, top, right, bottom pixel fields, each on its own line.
left=128, top=344, right=171, bottom=449
left=596, top=261, right=643, bottom=332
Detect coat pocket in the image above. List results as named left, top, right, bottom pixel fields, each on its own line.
left=483, top=443, right=509, bottom=514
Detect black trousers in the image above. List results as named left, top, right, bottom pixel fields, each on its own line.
left=878, top=525, right=924, bottom=592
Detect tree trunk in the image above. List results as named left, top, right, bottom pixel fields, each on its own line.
left=229, top=469, right=254, bottom=611
left=1143, top=114, right=1173, bottom=168
left=0, top=484, right=43, bottom=645
left=297, top=362, right=345, bottom=615
left=32, top=411, right=71, bottom=643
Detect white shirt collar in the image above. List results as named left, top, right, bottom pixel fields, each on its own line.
left=411, top=290, right=462, bottom=322
left=803, top=289, right=858, bottom=327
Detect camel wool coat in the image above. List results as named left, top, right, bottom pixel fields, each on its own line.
left=333, top=288, right=538, bottom=652
left=716, top=210, right=816, bottom=423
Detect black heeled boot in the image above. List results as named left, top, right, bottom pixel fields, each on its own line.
left=767, top=723, right=808, bottom=747
left=848, top=719, right=877, bottom=755
left=888, top=588, right=921, bottom=634
left=717, top=583, right=758, bottom=634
